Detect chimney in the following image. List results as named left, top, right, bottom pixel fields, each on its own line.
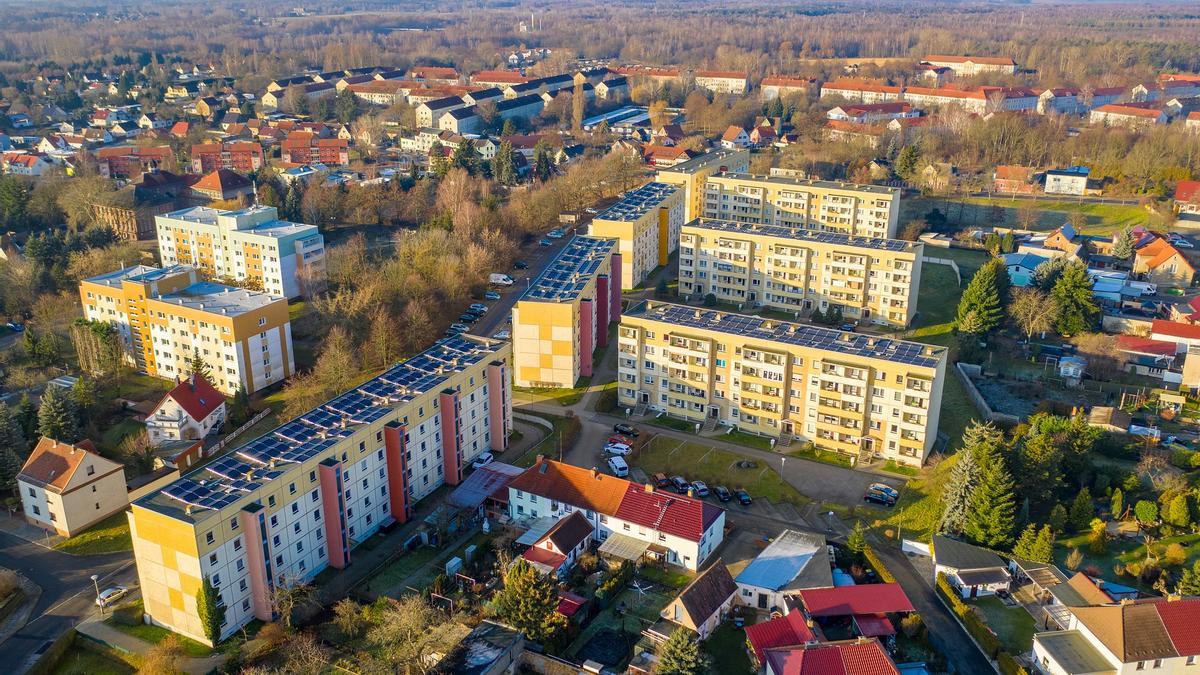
left=687, top=487, right=695, bottom=498
left=590, top=467, right=598, bottom=479
left=644, top=483, right=654, bottom=493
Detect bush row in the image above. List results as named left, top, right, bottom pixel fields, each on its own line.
left=935, top=572, right=1003, bottom=658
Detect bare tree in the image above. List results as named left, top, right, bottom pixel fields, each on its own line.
left=1009, top=287, right=1058, bottom=340
left=270, top=575, right=316, bottom=629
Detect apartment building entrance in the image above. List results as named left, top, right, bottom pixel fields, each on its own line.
left=639, top=391, right=650, bottom=404
left=708, top=405, right=720, bottom=418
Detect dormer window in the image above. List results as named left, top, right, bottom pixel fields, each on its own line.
left=86, top=465, right=95, bottom=476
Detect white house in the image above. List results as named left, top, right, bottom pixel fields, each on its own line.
left=1033, top=598, right=1200, bottom=675
left=734, top=529, right=832, bottom=611
left=506, top=458, right=725, bottom=571
left=661, top=562, right=738, bottom=639
left=1044, top=168, right=1092, bottom=196
left=145, top=374, right=226, bottom=447
left=520, top=510, right=592, bottom=579
left=18, top=437, right=128, bottom=537
left=932, top=534, right=1012, bottom=599
left=719, top=126, right=751, bottom=149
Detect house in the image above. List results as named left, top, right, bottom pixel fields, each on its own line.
left=1003, top=252, right=1051, bottom=287
left=145, top=373, right=226, bottom=446
left=660, top=562, right=738, bottom=639
left=761, top=638, right=900, bottom=675
left=795, top=583, right=915, bottom=642
left=281, top=133, right=349, bottom=166
left=735, top=530, right=832, bottom=611
left=1175, top=180, right=1200, bottom=215
left=761, top=76, right=813, bottom=100
left=506, top=458, right=725, bottom=571
left=1188, top=111, right=1200, bottom=133
left=1133, top=235, right=1197, bottom=287
left=932, top=534, right=1012, bottom=599
left=96, top=145, right=175, bottom=179
left=994, top=165, right=1040, bottom=194
left=438, top=107, right=482, bottom=135
left=642, top=144, right=693, bottom=167
left=18, top=437, right=128, bottom=537
left=433, top=621, right=522, bottom=675
left=1033, top=597, right=1200, bottom=675
left=462, top=88, right=504, bottom=107
left=693, top=70, right=748, bottom=95
left=720, top=126, right=751, bottom=149
left=744, top=610, right=819, bottom=669
left=1090, top=103, right=1168, bottom=128
left=921, top=54, right=1018, bottom=76
left=1, top=152, right=55, bottom=176
left=190, top=141, right=264, bottom=173
left=1045, top=167, right=1095, bottom=196
left=138, top=113, right=171, bottom=131
left=917, top=64, right=951, bottom=85
left=521, top=510, right=592, bottom=578
left=170, top=121, right=192, bottom=138
left=1151, top=319, right=1200, bottom=354
left=820, top=79, right=904, bottom=104
left=827, top=102, right=918, bottom=124
left=188, top=168, right=254, bottom=202
left=595, top=76, right=629, bottom=101
left=903, top=85, right=1038, bottom=114
left=408, top=66, right=460, bottom=85
left=824, top=120, right=888, bottom=147
left=415, top=96, right=467, bottom=127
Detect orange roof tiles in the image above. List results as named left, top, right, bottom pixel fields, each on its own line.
left=19, top=438, right=103, bottom=492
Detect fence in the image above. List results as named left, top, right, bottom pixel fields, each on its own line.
left=208, top=408, right=272, bottom=455
left=955, top=363, right=1021, bottom=426
left=922, top=256, right=962, bottom=285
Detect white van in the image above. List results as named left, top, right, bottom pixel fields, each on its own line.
left=489, top=273, right=514, bottom=286
left=606, top=456, right=629, bottom=477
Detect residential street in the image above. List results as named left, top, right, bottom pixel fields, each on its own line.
left=0, top=529, right=138, bottom=674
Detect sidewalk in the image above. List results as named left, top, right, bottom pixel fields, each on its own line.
left=0, top=572, right=42, bottom=646
left=75, top=614, right=226, bottom=675
left=0, top=513, right=64, bottom=549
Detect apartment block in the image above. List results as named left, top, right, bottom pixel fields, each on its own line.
left=655, top=148, right=751, bottom=222
left=190, top=142, right=264, bottom=173
left=588, top=182, right=684, bottom=291
left=678, top=219, right=923, bottom=328
left=512, top=236, right=621, bottom=388
left=920, top=55, right=1018, bottom=76
left=128, top=335, right=512, bottom=644
left=80, top=265, right=295, bottom=395
left=702, top=173, right=901, bottom=240
left=617, top=301, right=946, bottom=465
left=156, top=205, right=326, bottom=299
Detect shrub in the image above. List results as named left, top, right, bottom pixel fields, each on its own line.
left=594, top=561, right=634, bottom=609
left=998, top=651, right=1030, bottom=675
left=899, top=613, right=925, bottom=639
left=863, top=546, right=897, bottom=583
left=1139, top=561, right=1162, bottom=585
left=1065, top=548, right=1084, bottom=571
left=1164, top=543, right=1188, bottom=568
left=0, top=569, right=19, bottom=601
left=111, top=601, right=143, bottom=626
left=936, top=573, right=1002, bottom=658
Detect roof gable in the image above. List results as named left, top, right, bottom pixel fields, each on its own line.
left=676, top=562, right=737, bottom=625
left=932, top=534, right=1007, bottom=570
left=156, top=373, right=225, bottom=422
left=19, top=437, right=117, bottom=493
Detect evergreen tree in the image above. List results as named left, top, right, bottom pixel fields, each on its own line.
left=1112, top=226, right=1135, bottom=260
left=492, top=559, right=566, bottom=644
left=955, top=260, right=1004, bottom=334
left=0, top=403, right=26, bottom=459
left=532, top=140, right=554, bottom=182
left=70, top=377, right=97, bottom=423
left=846, top=521, right=868, bottom=560
left=1069, top=488, right=1094, bottom=532
left=963, top=443, right=1017, bottom=548
left=1052, top=262, right=1099, bottom=335
left=493, top=140, right=518, bottom=186
left=1011, top=523, right=1039, bottom=559
left=1016, top=433, right=1064, bottom=518
left=450, top=141, right=477, bottom=175
left=1110, top=487, right=1124, bottom=520
left=501, top=118, right=516, bottom=137
left=188, top=348, right=213, bottom=383
left=1165, top=493, right=1192, bottom=529
left=37, top=385, right=81, bottom=443
left=656, top=627, right=709, bottom=675
left=940, top=421, right=1002, bottom=535
left=1178, top=560, right=1200, bottom=595
left=14, top=394, right=37, bottom=449
left=197, top=576, right=225, bottom=645
left=1048, top=503, right=1068, bottom=534
left=0, top=447, right=22, bottom=491
left=229, top=383, right=251, bottom=426
left=335, top=88, right=358, bottom=124
left=1030, top=525, right=1056, bottom=563
left=895, top=145, right=920, bottom=179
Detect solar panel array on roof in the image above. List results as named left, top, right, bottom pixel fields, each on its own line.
left=152, top=334, right=506, bottom=516
left=631, top=301, right=944, bottom=368
left=689, top=218, right=914, bottom=252
left=594, top=182, right=678, bottom=222
left=522, top=236, right=617, bottom=302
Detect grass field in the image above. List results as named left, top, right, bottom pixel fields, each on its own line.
left=51, top=645, right=135, bottom=675
left=879, top=451, right=958, bottom=540
left=636, top=436, right=808, bottom=505
left=967, top=595, right=1036, bottom=655
left=705, top=623, right=754, bottom=674
left=98, top=418, right=144, bottom=455
left=513, top=412, right=579, bottom=467
left=905, top=196, right=1164, bottom=236
left=53, top=511, right=132, bottom=555
left=1054, top=531, right=1200, bottom=588
left=105, top=613, right=212, bottom=657
left=514, top=377, right=591, bottom=407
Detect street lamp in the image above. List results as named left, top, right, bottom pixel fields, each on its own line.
left=91, top=574, right=102, bottom=614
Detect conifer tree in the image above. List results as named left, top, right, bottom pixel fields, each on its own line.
left=956, top=260, right=1005, bottom=333
left=1030, top=525, right=1055, bottom=564
left=1052, top=262, right=1099, bottom=335
left=37, top=385, right=81, bottom=443
left=188, top=348, right=213, bottom=383
left=492, top=559, right=566, bottom=644
left=963, top=443, right=1017, bottom=549
left=939, top=421, right=1000, bottom=535
left=1011, top=523, right=1039, bottom=559
left=656, top=627, right=709, bottom=675
left=1112, top=226, right=1135, bottom=260
left=1069, top=488, right=1094, bottom=532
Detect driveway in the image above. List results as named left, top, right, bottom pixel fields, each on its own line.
left=468, top=233, right=578, bottom=339
left=0, top=530, right=138, bottom=674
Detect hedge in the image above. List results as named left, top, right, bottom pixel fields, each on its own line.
left=594, top=561, right=634, bottom=609
left=999, top=651, right=1030, bottom=675
left=863, top=546, right=896, bottom=583
left=935, top=572, right=1003, bottom=658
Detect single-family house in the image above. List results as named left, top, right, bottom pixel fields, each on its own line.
left=744, top=610, right=820, bottom=669
left=1044, top=167, right=1094, bottom=196
left=1133, top=235, right=1197, bottom=287
left=1033, top=597, right=1200, bottom=675
left=1003, top=252, right=1050, bottom=287
left=1175, top=180, right=1200, bottom=215
left=734, top=530, right=832, bottom=612
left=795, top=583, right=915, bottom=642
left=720, top=126, right=751, bottom=149
left=520, top=510, right=592, bottom=578
left=18, top=437, right=128, bottom=537
left=932, top=534, right=1012, bottom=599
left=993, top=165, right=1040, bottom=194
left=144, top=373, right=226, bottom=446
left=660, top=562, right=738, bottom=639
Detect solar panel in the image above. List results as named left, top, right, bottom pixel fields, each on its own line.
left=689, top=218, right=913, bottom=252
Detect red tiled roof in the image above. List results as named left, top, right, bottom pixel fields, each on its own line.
left=924, top=54, right=1016, bottom=66
left=763, top=639, right=899, bottom=675
left=796, top=584, right=914, bottom=617
left=1094, top=103, right=1165, bottom=118
left=472, top=70, right=529, bottom=84
left=1189, top=111, right=1200, bottom=121
left=1115, top=336, right=1177, bottom=356
left=157, top=374, right=224, bottom=422
left=613, top=483, right=721, bottom=542
left=995, top=165, right=1036, bottom=181
left=19, top=438, right=103, bottom=492
left=1157, top=598, right=1200, bottom=656
left=1176, top=179, right=1200, bottom=203
left=191, top=168, right=251, bottom=194
left=411, top=66, right=459, bottom=78
left=762, top=76, right=814, bottom=88
left=522, top=545, right=568, bottom=572
left=509, top=459, right=629, bottom=516
left=1152, top=319, right=1200, bottom=340
left=721, top=126, right=747, bottom=142
left=556, top=591, right=587, bottom=618
left=744, top=610, right=817, bottom=663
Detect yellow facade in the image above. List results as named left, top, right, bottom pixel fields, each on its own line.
left=655, top=148, right=751, bottom=222
left=589, top=183, right=684, bottom=290
left=617, top=301, right=946, bottom=466
left=678, top=219, right=923, bottom=328
left=701, top=173, right=901, bottom=240
left=513, top=302, right=579, bottom=387
left=79, top=265, right=198, bottom=373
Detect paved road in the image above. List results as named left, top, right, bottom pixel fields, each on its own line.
left=0, top=531, right=138, bottom=673
left=467, top=232, right=577, bottom=339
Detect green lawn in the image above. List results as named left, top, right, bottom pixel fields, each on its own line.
left=636, top=436, right=808, bottom=505
left=648, top=415, right=697, bottom=432
left=788, top=444, right=855, bottom=468
left=361, top=545, right=443, bottom=595
left=514, top=412, right=579, bottom=467
left=514, top=377, right=592, bottom=407
left=100, top=371, right=171, bottom=404
left=51, top=645, right=135, bottom=675
left=1054, top=531, right=1200, bottom=589
left=721, top=429, right=775, bottom=452
left=879, top=451, right=958, bottom=540
left=967, top=595, right=1036, bottom=655
left=705, top=623, right=753, bottom=675
left=98, top=418, right=144, bottom=456
left=53, top=511, right=132, bottom=555
left=104, top=615, right=212, bottom=657
left=959, top=197, right=1164, bottom=235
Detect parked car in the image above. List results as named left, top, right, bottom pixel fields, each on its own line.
left=864, top=489, right=896, bottom=507
left=538, top=238, right=552, bottom=247
left=450, top=323, right=470, bottom=332
left=869, top=483, right=899, bottom=500
left=653, top=473, right=671, bottom=488
left=714, top=486, right=732, bottom=502
left=484, top=290, right=501, bottom=300
left=840, top=323, right=856, bottom=332
left=669, top=475, right=690, bottom=493
left=735, top=489, right=753, bottom=506
left=690, top=481, right=710, bottom=498
left=469, top=303, right=488, bottom=313
left=459, top=313, right=480, bottom=323
left=607, top=456, right=629, bottom=477
left=6, top=322, right=24, bottom=332
left=604, top=443, right=632, bottom=455
left=96, top=586, right=128, bottom=607
left=472, top=452, right=494, bottom=469
left=513, top=260, right=529, bottom=270
left=613, top=423, right=639, bottom=437
left=489, top=273, right=515, bottom=285
left=547, top=228, right=566, bottom=239
left=493, top=330, right=511, bottom=340
left=608, top=435, right=633, bottom=446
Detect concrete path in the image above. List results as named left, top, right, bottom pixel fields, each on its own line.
left=76, top=614, right=226, bottom=675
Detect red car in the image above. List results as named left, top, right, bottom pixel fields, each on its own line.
left=608, top=435, right=633, bottom=446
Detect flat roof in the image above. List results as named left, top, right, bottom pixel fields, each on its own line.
left=521, top=236, right=617, bottom=303
left=84, top=264, right=194, bottom=288
left=593, top=182, right=678, bottom=222
left=735, top=529, right=832, bottom=591
left=658, top=147, right=746, bottom=175
left=709, top=172, right=900, bottom=196
left=1035, top=631, right=1117, bottom=675
left=152, top=282, right=283, bottom=314
left=161, top=205, right=319, bottom=238
left=626, top=301, right=945, bottom=369
left=686, top=218, right=916, bottom=252
left=135, top=334, right=507, bottom=523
